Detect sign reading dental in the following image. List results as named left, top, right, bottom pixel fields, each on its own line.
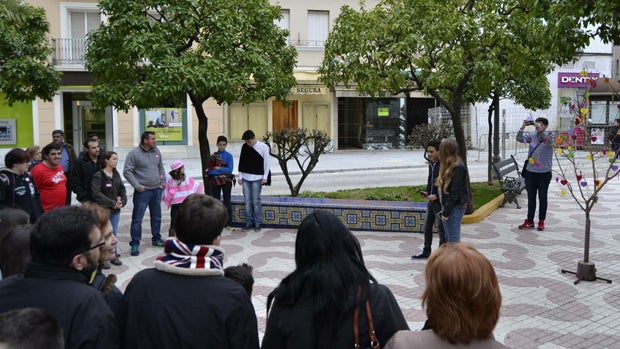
left=558, top=72, right=600, bottom=88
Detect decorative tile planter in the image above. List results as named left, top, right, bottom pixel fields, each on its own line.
left=230, top=195, right=427, bottom=232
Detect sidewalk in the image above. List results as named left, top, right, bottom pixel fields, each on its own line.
left=109, top=149, right=620, bottom=348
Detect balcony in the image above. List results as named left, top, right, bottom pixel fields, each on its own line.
left=51, top=38, right=88, bottom=67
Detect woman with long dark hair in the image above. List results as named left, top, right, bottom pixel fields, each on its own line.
left=91, top=151, right=126, bottom=266
left=262, top=211, right=408, bottom=349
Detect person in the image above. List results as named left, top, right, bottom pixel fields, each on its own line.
left=82, top=202, right=123, bottom=317
left=224, top=263, right=254, bottom=297
left=79, top=132, right=104, bottom=158
left=261, top=211, right=408, bottom=349
left=412, top=140, right=446, bottom=259
left=26, top=145, right=42, bottom=171
left=436, top=138, right=470, bottom=243
left=207, top=135, right=236, bottom=230
left=608, top=118, right=620, bottom=158
left=0, top=225, right=32, bottom=280
left=238, top=130, right=270, bottom=232
left=0, top=307, right=64, bottom=349
left=162, top=160, right=203, bottom=237
left=123, top=194, right=259, bottom=349
left=29, top=143, right=67, bottom=212
left=91, top=151, right=126, bottom=266
left=385, top=243, right=508, bottom=349
left=71, top=137, right=102, bottom=203
left=0, top=148, right=44, bottom=223
left=0, top=206, right=120, bottom=349
left=517, top=117, right=553, bottom=231
left=123, top=131, right=166, bottom=256
left=51, top=129, right=77, bottom=205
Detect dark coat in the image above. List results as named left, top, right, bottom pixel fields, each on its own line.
left=0, top=262, right=120, bottom=349
left=439, top=162, right=470, bottom=217
left=91, top=169, right=127, bottom=214
left=71, top=152, right=102, bottom=202
left=90, top=266, right=124, bottom=321
left=261, top=283, right=409, bottom=349
left=0, top=169, right=44, bottom=223
left=123, top=268, right=259, bottom=349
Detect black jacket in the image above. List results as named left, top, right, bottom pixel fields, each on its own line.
left=123, top=267, right=259, bottom=349
left=91, top=169, right=127, bottom=214
left=261, top=283, right=408, bottom=349
left=71, top=153, right=102, bottom=202
left=0, top=262, right=120, bottom=349
left=439, top=162, right=470, bottom=217
left=0, top=169, right=44, bottom=223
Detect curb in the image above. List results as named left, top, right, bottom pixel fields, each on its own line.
left=462, top=194, right=505, bottom=224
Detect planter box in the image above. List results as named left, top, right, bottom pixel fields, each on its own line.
left=230, top=195, right=427, bottom=232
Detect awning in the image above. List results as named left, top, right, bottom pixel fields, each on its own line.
left=587, top=77, right=620, bottom=96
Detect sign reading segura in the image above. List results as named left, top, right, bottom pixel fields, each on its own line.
left=291, top=86, right=326, bottom=95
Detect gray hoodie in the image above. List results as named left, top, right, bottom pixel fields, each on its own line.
left=123, top=145, right=165, bottom=190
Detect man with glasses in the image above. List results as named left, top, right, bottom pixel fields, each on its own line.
left=0, top=206, right=120, bottom=349
left=30, top=142, right=68, bottom=212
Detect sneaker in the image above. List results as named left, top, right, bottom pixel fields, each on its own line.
left=254, top=225, right=261, bottom=232
left=152, top=239, right=165, bottom=247
left=101, top=261, right=111, bottom=270
left=110, top=256, right=123, bottom=266
left=411, top=252, right=430, bottom=260
left=518, top=219, right=535, bottom=230
left=227, top=226, right=236, bottom=231
left=130, top=245, right=140, bottom=256
left=538, top=220, right=545, bottom=231
left=241, top=225, right=252, bottom=231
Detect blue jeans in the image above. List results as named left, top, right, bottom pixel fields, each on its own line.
left=212, top=181, right=233, bottom=226
left=130, top=187, right=163, bottom=246
left=441, top=206, right=466, bottom=243
left=242, top=179, right=262, bottom=227
left=110, top=211, right=120, bottom=252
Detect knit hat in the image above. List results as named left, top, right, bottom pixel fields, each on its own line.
left=170, top=160, right=184, bottom=171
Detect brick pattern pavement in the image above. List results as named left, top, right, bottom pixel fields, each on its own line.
left=107, top=179, right=620, bottom=348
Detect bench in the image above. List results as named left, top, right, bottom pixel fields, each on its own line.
left=492, top=155, right=526, bottom=209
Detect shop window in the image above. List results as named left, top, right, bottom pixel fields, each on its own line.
left=140, top=108, right=187, bottom=145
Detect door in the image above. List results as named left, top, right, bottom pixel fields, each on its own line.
left=72, top=101, right=107, bottom=150
left=302, top=103, right=330, bottom=134
left=272, top=100, right=298, bottom=131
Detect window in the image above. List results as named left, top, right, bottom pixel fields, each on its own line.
left=70, top=11, right=101, bottom=38
left=308, top=11, right=329, bottom=46
left=59, top=4, right=102, bottom=65
left=275, top=9, right=290, bottom=44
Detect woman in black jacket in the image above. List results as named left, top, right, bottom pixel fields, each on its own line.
left=91, top=151, right=127, bottom=266
left=262, top=211, right=408, bottom=349
left=436, top=138, right=470, bottom=243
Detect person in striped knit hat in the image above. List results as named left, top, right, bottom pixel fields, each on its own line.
left=162, top=160, right=203, bottom=237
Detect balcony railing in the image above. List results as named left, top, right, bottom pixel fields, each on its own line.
left=52, top=38, right=88, bottom=66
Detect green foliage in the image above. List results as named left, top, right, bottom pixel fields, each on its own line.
left=298, top=182, right=500, bottom=210
left=319, top=0, right=590, bottom=167
left=263, top=128, right=332, bottom=196
left=86, top=0, right=297, bottom=183
left=0, top=0, right=60, bottom=105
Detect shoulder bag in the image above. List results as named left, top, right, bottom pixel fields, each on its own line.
left=353, top=288, right=380, bottom=349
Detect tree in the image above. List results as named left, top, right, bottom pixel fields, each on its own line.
left=0, top=0, right=60, bottom=105
left=553, top=77, right=620, bottom=283
left=85, top=0, right=297, bottom=185
left=263, top=128, right=332, bottom=197
left=318, top=0, right=589, bottom=168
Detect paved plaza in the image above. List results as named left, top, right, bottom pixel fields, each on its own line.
left=108, top=150, right=620, bottom=348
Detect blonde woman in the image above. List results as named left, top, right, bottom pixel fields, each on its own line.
left=436, top=138, right=470, bottom=242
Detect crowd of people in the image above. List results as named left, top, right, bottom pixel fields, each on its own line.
left=0, top=130, right=513, bottom=348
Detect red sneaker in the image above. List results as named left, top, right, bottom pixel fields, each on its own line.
left=518, top=219, right=534, bottom=230
left=538, top=220, right=545, bottom=231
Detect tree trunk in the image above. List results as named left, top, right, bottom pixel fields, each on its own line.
left=487, top=103, right=494, bottom=184
left=189, top=93, right=212, bottom=195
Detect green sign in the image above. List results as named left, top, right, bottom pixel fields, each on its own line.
left=377, top=107, right=389, bottom=117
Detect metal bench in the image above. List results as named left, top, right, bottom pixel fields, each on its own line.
left=492, top=155, right=526, bottom=209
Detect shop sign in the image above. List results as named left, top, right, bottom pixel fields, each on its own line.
left=558, top=72, right=599, bottom=88
left=292, top=86, right=325, bottom=95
